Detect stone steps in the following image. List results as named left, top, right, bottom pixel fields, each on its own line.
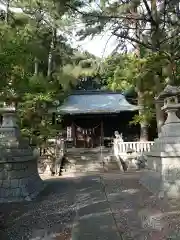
left=60, top=150, right=120, bottom=176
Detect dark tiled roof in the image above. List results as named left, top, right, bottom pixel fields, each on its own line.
left=57, top=92, right=139, bottom=115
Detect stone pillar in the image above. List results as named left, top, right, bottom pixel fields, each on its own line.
left=140, top=85, right=180, bottom=198
left=0, top=105, right=45, bottom=202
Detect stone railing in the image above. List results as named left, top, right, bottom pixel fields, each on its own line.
left=114, top=139, right=154, bottom=155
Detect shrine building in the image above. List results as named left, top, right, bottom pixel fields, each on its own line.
left=56, top=90, right=144, bottom=148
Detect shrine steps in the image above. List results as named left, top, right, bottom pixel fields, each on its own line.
left=60, top=148, right=120, bottom=176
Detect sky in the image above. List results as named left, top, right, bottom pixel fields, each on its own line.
left=0, top=3, right=116, bottom=58
left=72, top=34, right=117, bottom=58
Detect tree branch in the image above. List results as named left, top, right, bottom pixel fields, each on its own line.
left=66, top=3, right=152, bottom=23
left=113, top=30, right=153, bottom=50
left=142, top=0, right=156, bottom=25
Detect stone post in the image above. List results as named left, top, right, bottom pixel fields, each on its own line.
left=140, top=85, right=180, bottom=198
left=0, top=105, right=45, bottom=202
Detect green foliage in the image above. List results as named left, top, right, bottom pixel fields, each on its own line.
left=0, top=0, right=89, bottom=146
left=129, top=109, right=155, bottom=126
left=99, top=51, right=172, bottom=124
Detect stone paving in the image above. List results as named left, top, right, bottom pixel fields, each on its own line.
left=1, top=171, right=180, bottom=239
left=71, top=175, right=120, bottom=240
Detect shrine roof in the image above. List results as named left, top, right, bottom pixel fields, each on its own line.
left=57, top=91, right=139, bottom=115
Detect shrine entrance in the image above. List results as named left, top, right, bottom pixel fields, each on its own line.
left=74, top=122, right=102, bottom=148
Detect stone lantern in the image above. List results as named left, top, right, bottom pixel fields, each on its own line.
left=0, top=105, right=45, bottom=202
left=140, top=85, right=180, bottom=198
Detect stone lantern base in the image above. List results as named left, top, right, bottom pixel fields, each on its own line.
left=0, top=106, right=45, bottom=203
left=140, top=153, right=180, bottom=198
left=0, top=146, right=45, bottom=202
left=140, top=85, right=180, bottom=198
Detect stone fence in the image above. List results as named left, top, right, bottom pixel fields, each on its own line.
left=113, top=139, right=155, bottom=172
left=114, top=139, right=154, bottom=156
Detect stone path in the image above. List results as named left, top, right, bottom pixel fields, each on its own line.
left=1, top=171, right=180, bottom=239
left=71, top=175, right=120, bottom=240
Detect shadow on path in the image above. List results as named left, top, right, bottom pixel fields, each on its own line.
left=0, top=175, right=120, bottom=240
left=103, top=171, right=180, bottom=240
left=0, top=178, right=76, bottom=240
left=2, top=171, right=180, bottom=239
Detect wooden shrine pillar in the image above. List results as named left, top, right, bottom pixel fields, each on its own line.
left=71, top=122, right=76, bottom=147
left=100, top=120, right=104, bottom=147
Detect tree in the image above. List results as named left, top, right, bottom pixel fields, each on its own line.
left=68, top=0, right=180, bottom=134
left=0, top=0, right=85, bottom=146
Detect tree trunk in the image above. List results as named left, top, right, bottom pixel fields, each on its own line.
left=133, top=4, right=149, bottom=141
left=151, top=0, right=164, bottom=135
left=155, top=100, right=164, bottom=135
left=47, top=38, right=53, bottom=77
left=140, top=122, right=148, bottom=141
left=5, top=0, right=10, bottom=24
left=34, top=57, right=39, bottom=75
left=153, top=85, right=165, bottom=137
left=47, top=28, right=57, bottom=77
left=137, top=90, right=149, bottom=141
left=52, top=28, right=57, bottom=73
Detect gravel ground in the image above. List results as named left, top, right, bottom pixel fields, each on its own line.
left=0, top=178, right=77, bottom=240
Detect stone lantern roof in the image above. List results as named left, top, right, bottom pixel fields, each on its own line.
left=156, top=85, right=180, bottom=100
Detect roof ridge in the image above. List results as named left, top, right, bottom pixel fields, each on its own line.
left=71, top=90, right=123, bottom=95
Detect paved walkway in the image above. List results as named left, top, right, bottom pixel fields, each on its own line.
left=1, top=171, right=180, bottom=239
